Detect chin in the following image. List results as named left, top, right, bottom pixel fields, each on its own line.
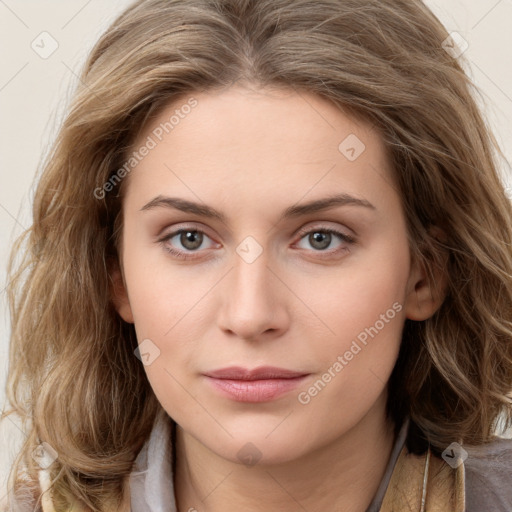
left=208, top=426, right=314, bottom=467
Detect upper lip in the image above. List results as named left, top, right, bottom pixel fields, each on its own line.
left=204, top=366, right=308, bottom=380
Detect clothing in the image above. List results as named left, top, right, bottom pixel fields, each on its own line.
left=4, top=409, right=512, bottom=511
left=462, top=434, right=512, bottom=510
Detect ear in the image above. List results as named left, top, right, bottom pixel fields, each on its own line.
left=109, top=260, right=134, bottom=324
left=404, top=229, right=448, bottom=321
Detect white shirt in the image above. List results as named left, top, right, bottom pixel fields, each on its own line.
left=129, top=408, right=176, bottom=512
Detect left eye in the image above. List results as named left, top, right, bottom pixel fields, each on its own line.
left=163, top=229, right=215, bottom=254
left=295, top=228, right=355, bottom=253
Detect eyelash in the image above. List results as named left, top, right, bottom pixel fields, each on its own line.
left=158, top=226, right=356, bottom=261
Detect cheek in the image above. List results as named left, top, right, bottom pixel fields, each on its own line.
left=121, top=247, right=217, bottom=401
left=293, top=244, right=409, bottom=403
left=299, top=242, right=409, bottom=344
left=303, top=276, right=405, bottom=386
left=292, top=272, right=406, bottom=438
left=121, top=233, right=209, bottom=331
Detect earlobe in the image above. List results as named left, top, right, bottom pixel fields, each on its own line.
left=404, top=243, right=448, bottom=322
left=109, top=263, right=135, bottom=324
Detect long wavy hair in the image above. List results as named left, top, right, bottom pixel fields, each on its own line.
left=3, top=0, right=512, bottom=510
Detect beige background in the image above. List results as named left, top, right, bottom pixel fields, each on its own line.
left=1, top=0, right=512, bottom=491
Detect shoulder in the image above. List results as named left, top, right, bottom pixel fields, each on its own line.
left=463, top=435, right=512, bottom=512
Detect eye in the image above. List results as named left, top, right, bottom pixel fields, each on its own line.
left=295, top=227, right=356, bottom=257
left=159, top=227, right=217, bottom=260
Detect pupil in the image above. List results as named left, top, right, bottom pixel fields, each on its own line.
left=311, top=232, right=330, bottom=250
left=182, top=231, right=202, bottom=250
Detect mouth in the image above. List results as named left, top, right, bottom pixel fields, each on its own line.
left=203, top=366, right=310, bottom=402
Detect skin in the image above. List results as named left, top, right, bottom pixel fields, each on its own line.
left=112, top=85, right=445, bottom=512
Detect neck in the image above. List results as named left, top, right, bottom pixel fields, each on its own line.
left=173, top=399, right=396, bottom=512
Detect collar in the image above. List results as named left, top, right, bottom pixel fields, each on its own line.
left=129, top=408, right=177, bottom=512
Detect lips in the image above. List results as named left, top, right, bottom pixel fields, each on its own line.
left=204, top=366, right=308, bottom=380
left=203, top=366, right=310, bottom=402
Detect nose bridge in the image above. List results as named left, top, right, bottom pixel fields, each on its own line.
left=233, top=246, right=271, bottom=300
left=218, top=241, right=286, bottom=339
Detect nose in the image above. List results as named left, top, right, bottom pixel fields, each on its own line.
left=216, top=248, right=290, bottom=342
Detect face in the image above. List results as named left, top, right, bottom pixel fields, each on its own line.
left=113, top=85, right=439, bottom=465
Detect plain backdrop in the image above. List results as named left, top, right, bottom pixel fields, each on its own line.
left=1, top=0, right=512, bottom=491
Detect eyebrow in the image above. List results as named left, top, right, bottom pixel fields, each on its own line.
left=140, top=193, right=376, bottom=223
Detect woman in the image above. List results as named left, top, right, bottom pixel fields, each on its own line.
left=2, top=0, right=512, bottom=510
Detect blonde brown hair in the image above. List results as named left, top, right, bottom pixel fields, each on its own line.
left=3, top=0, right=512, bottom=510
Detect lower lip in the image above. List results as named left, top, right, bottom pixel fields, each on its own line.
left=205, top=376, right=309, bottom=402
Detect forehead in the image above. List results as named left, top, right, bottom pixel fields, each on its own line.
left=124, top=86, right=398, bottom=214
